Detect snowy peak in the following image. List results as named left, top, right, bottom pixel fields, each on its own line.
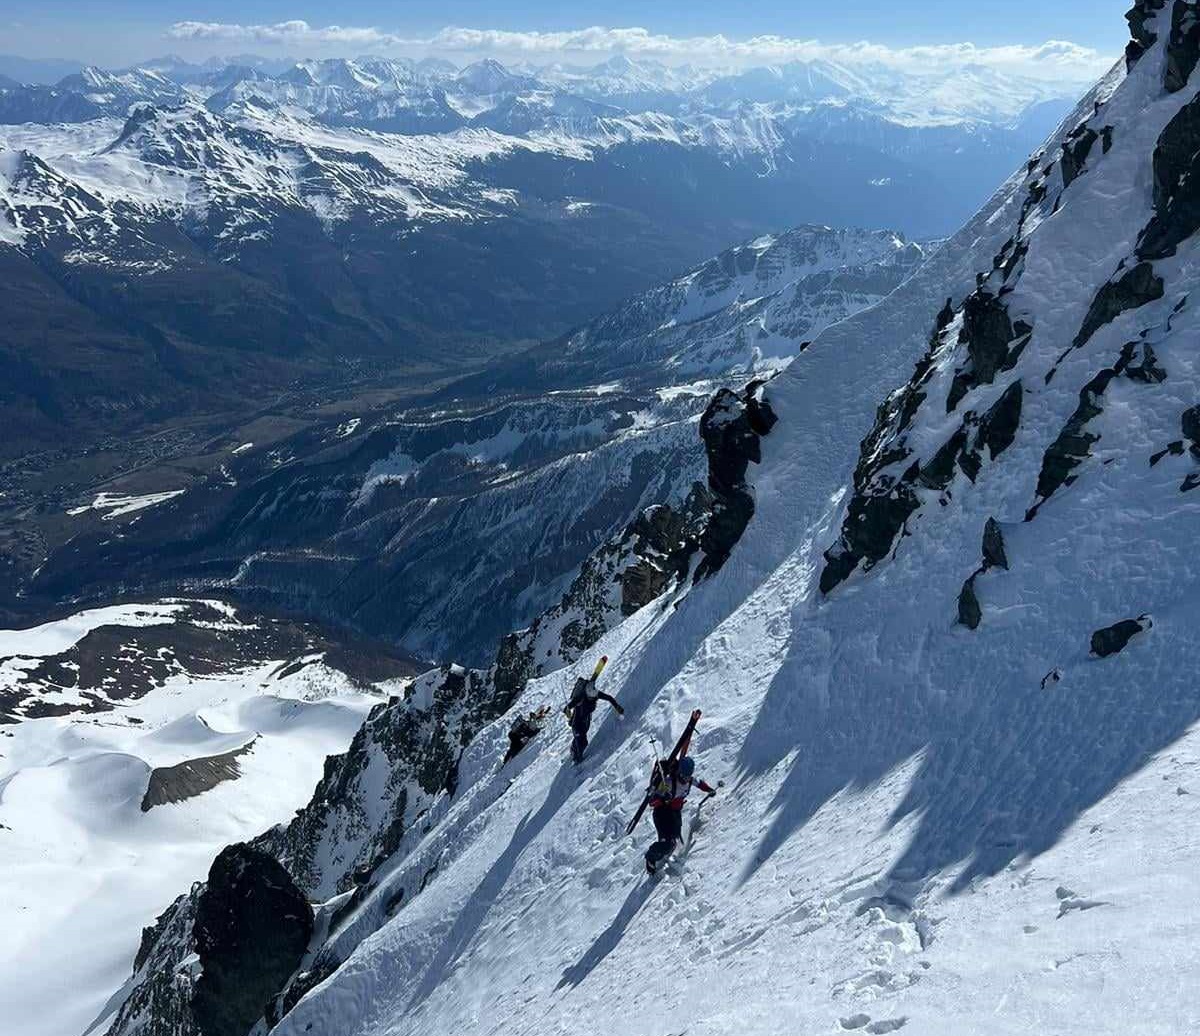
left=56, top=65, right=184, bottom=109
left=454, top=58, right=536, bottom=96
left=698, top=61, right=855, bottom=107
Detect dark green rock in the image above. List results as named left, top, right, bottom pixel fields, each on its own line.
left=961, top=290, right=1017, bottom=386
left=820, top=483, right=921, bottom=594
left=1062, top=127, right=1099, bottom=188
left=1182, top=404, right=1200, bottom=443
left=1139, top=91, right=1200, bottom=259
left=1031, top=346, right=1140, bottom=516
left=696, top=384, right=777, bottom=579
left=918, top=426, right=970, bottom=490
left=946, top=292, right=1028, bottom=411
left=1124, top=343, right=1168, bottom=382
left=1126, top=0, right=1168, bottom=67
left=979, top=381, right=1023, bottom=459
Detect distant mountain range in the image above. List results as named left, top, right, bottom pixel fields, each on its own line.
left=0, top=52, right=1087, bottom=128
left=0, top=52, right=1083, bottom=457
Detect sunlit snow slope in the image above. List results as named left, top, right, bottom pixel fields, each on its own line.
left=258, top=7, right=1200, bottom=1035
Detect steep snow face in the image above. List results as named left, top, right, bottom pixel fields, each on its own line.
left=193, top=8, right=1200, bottom=1036
left=0, top=602, right=401, bottom=1036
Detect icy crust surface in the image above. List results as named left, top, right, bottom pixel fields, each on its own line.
left=265, top=18, right=1200, bottom=1036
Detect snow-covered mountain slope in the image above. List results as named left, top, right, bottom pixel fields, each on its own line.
left=101, top=5, right=1200, bottom=1035
left=523, top=225, right=930, bottom=389
left=0, top=600, right=417, bottom=1036
left=24, top=225, right=917, bottom=665
left=0, top=50, right=1082, bottom=461
left=99, top=386, right=774, bottom=1036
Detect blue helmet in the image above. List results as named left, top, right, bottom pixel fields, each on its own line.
left=677, top=756, right=695, bottom=779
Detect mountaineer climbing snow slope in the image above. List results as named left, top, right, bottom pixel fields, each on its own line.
left=109, top=4, right=1200, bottom=1033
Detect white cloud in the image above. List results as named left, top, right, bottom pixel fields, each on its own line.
left=168, top=20, right=403, bottom=49
left=167, top=21, right=1113, bottom=84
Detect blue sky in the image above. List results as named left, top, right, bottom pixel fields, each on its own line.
left=3, top=0, right=1132, bottom=74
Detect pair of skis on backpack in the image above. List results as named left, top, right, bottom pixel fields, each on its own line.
left=563, top=657, right=715, bottom=873
left=627, top=708, right=720, bottom=875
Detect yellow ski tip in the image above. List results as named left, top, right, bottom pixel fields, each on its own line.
left=591, top=655, right=609, bottom=679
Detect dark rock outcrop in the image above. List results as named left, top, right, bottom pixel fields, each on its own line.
left=1165, top=0, right=1200, bottom=92
left=104, top=893, right=202, bottom=1036
left=946, top=290, right=1030, bottom=412
left=1124, top=342, right=1169, bottom=382
left=957, top=577, right=983, bottom=630
left=1127, top=0, right=1169, bottom=67
left=978, top=381, right=1024, bottom=460
left=820, top=478, right=922, bottom=594
left=141, top=740, right=256, bottom=811
left=696, top=383, right=778, bottom=579
left=1138, top=90, right=1200, bottom=259
left=1062, top=126, right=1099, bottom=188
left=192, top=844, right=313, bottom=1036
left=1031, top=345, right=1138, bottom=515
left=1091, top=616, right=1152, bottom=657
left=620, top=492, right=711, bottom=612
left=982, top=518, right=1009, bottom=571
left=821, top=294, right=1027, bottom=595
left=1183, top=404, right=1200, bottom=445
left=1072, top=262, right=1164, bottom=352
left=955, top=518, right=1009, bottom=630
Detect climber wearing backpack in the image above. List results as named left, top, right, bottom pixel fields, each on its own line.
left=644, top=754, right=716, bottom=874
left=564, top=655, right=623, bottom=763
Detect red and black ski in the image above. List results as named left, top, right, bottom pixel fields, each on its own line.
left=624, top=708, right=701, bottom=836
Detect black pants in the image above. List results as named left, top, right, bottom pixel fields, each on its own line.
left=570, top=701, right=596, bottom=762
left=645, top=805, right=682, bottom=868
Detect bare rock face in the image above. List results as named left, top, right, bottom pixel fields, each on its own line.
left=1091, top=616, right=1153, bottom=657
left=982, top=518, right=1009, bottom=572
left=1139, top=90, right=1200, bottom=260
left=957, top=578, right=983, bottom=630
left=192, top=844, right=313, bottom=1036
left=1126, top=0, right=1169, bottom=67
left=1030, top=344, right=1140, bottom=518
left=1166, top=0, right=1200, bottom=93
left=1073, top=263, right=1164, bottom=354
